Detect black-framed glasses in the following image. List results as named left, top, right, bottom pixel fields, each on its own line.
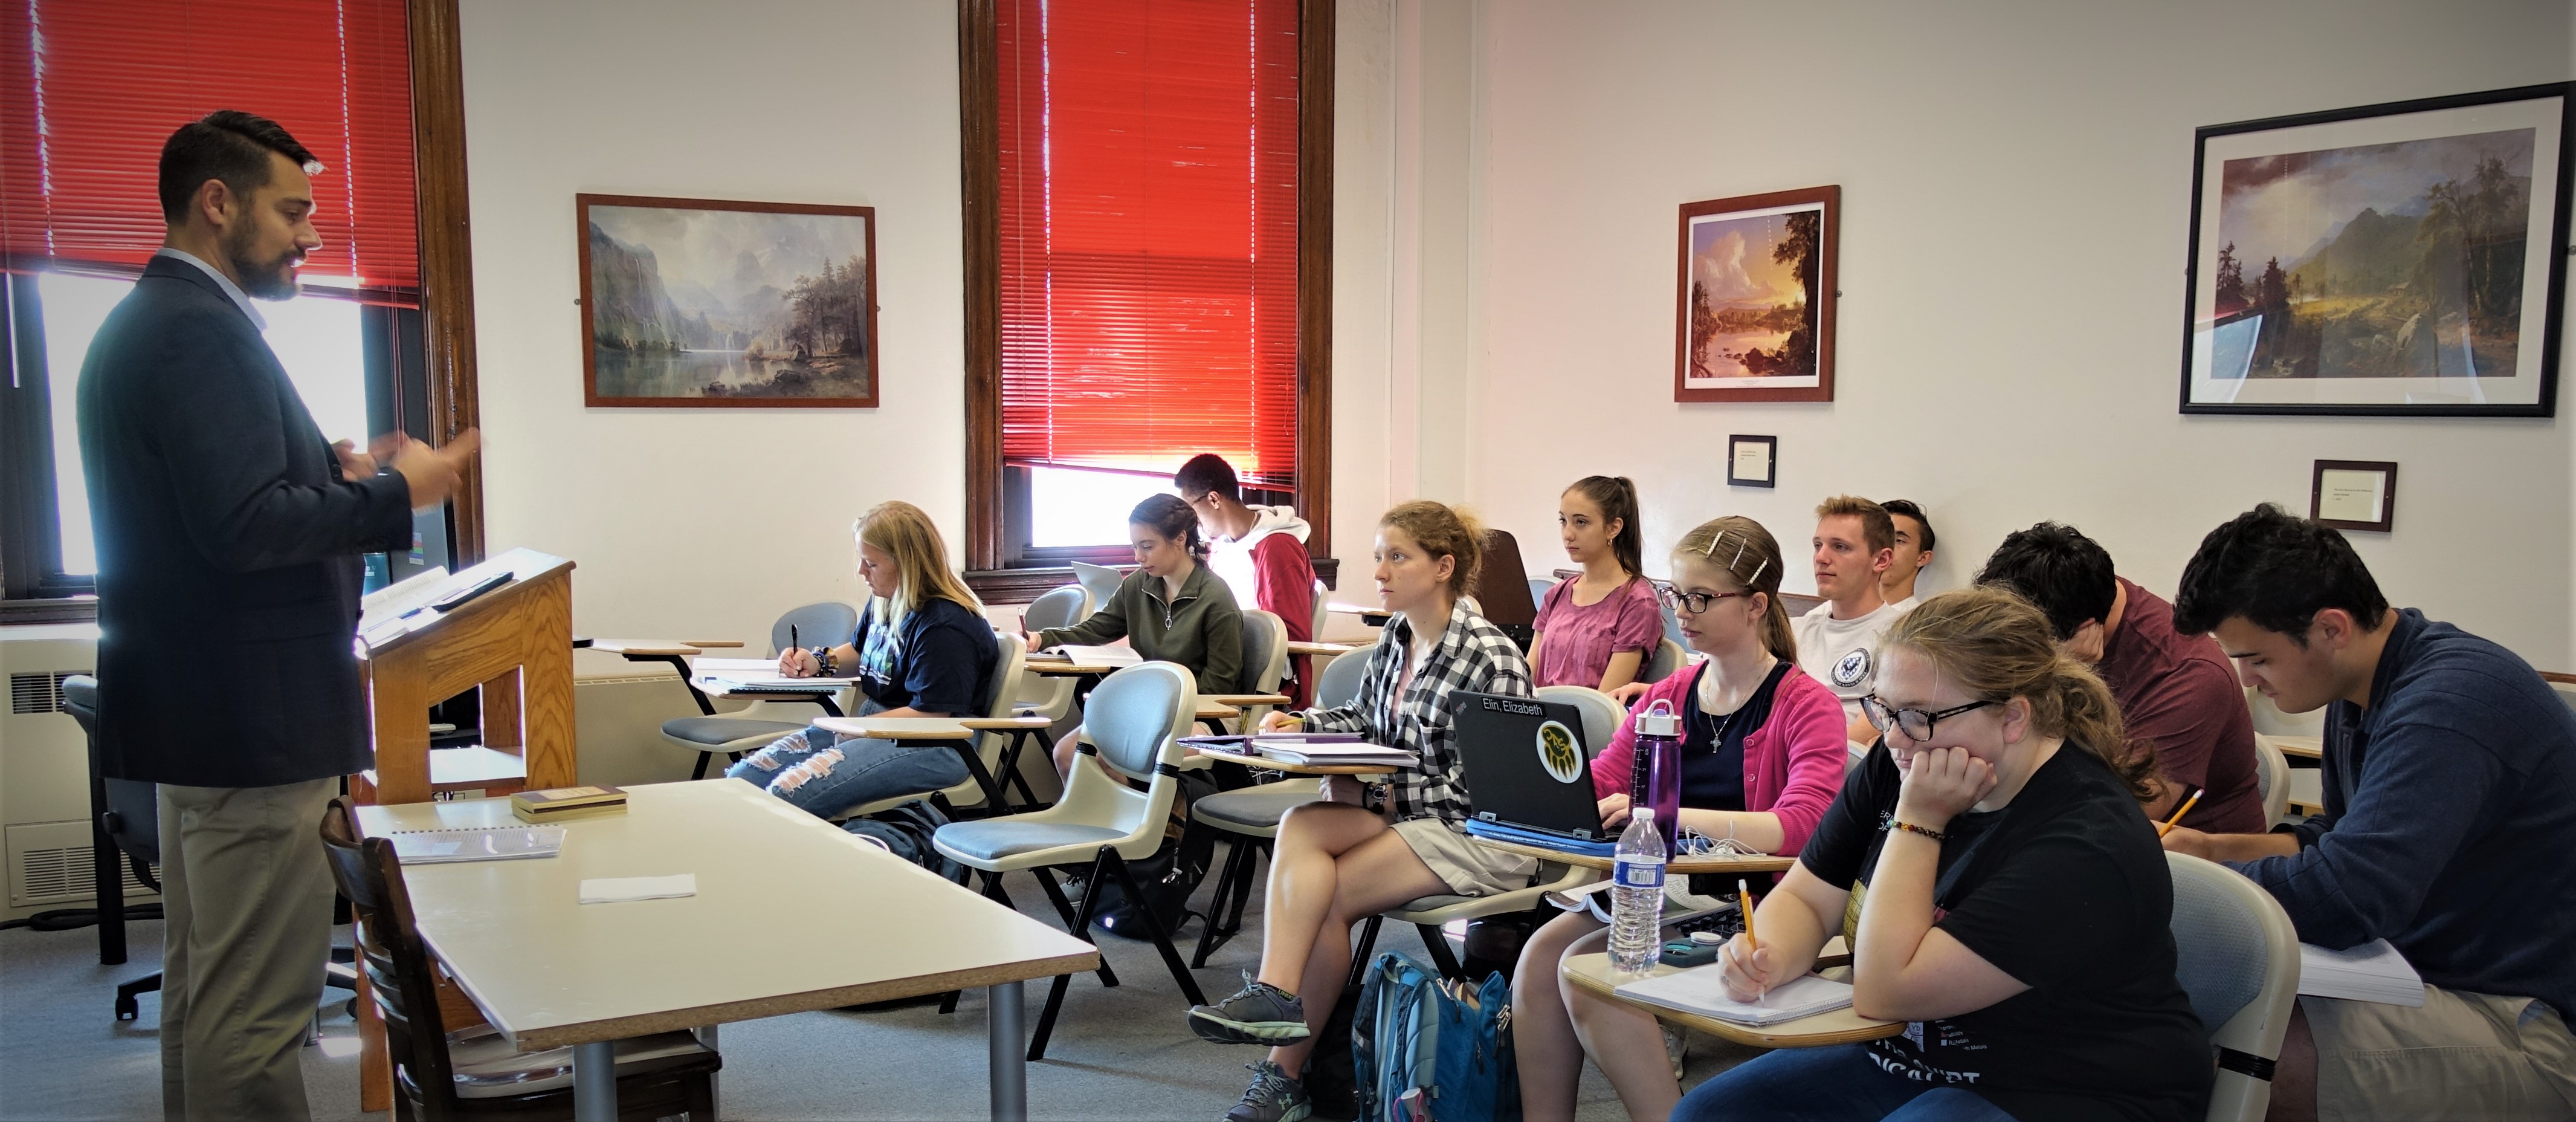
left=1658, top=586, right=1748, bottom=614
left=1862, top=695, right=2000, bottom=742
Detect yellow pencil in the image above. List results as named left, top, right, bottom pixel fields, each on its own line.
left=1737, top=878, right=1759, bottom=953
left=2157, top=788, right=2204, bottom=837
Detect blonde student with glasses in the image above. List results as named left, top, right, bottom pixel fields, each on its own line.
left=1513, top=516, right=1850, bottom=1122
left=1677, top=588, right=2210, bottom=1122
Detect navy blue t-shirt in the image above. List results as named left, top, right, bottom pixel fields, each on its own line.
left=1675, top=659, right=1789, bottom=812
left=848, top=597, right=998, bottom=716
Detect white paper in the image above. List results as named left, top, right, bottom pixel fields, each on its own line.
left=1615, top=970, right=1855, bottom=1026
left=579, top=874, right=698, bottom=904
left=690, top=657, right=787, bottom=673
left=1059, top=644, right=1143, bottom=667
left=1730, top=439, right=1772, bottom=481
left=2317, top=469, right=2388, bottom=523
left=2297, top=939, right=2425, bottom=1005
left=390, top=826, right=564, bottom=865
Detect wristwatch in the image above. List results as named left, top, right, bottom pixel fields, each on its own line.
left=809, top=646, right=838, bottom=675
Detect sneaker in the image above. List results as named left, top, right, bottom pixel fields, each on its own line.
left=1223, top=1060, right=1312, bottom=1122
left=1188, top=973, right=1310, bottom=1044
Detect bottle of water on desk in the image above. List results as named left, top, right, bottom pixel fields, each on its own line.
left=1609, top=807, right=1666, bottom=975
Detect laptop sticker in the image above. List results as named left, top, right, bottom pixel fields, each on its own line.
left=1537, top=720, right=1584, bottom=783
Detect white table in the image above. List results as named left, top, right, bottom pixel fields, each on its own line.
left=355, top=780, right=1098, bottom=1121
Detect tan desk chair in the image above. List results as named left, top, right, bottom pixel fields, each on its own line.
left=1642, top=638, right=1688, bottom=684
left=2252, top=735, right=2293, bottom=828
left=1537, top=684, right=1624, bottom=751
left=932, top=663, right=1207, bottom=1061
left=2166, top=852, right=2301, bottom=1122
left=659, top=601, right=859, bottom=780
left=1014, top=585, right=1092, bottom=726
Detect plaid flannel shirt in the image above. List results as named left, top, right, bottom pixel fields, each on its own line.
left=1299, top=597, right=1534, bottom=823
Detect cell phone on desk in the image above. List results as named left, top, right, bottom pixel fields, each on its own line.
left=431, top=571, right=515, bottom=613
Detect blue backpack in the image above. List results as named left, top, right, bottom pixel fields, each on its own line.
left=1351, top=952, right=1522, bottom=1122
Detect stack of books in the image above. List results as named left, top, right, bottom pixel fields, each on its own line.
left=2298, top=939, right=2426, bottom=1006
left=511, top=785, right=630, bottom=824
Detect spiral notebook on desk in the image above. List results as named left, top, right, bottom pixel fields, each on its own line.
left=387, top=825, right=566, bottom=865
left=1613, top=969, right=1855, bottom=1026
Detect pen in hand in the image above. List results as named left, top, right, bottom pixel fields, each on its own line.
left=2157, top=786, right=2204, bottom=837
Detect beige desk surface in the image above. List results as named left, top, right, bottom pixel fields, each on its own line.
left=2288, top=769, right=2324, bottom=816
left=587, top=639, right=744, bottom=655
left=1025, top=661, right=1123, bottom=676
left=1283, top=641, right=1357, bottom=657
left=1202, top=693, right=1293, bottom=709
left=1472, top=834, right=1796, bottom=875
left=811, top=715, right=1054, bottom=741
left=1328, top=603, right=1393, bottom=620
left=355, top=780, right=1097, bottom=1052
left=2270, top=735, right=2323, bottom=760
left=1184, top=747, right=1398, bottom=776
left=1561, top=952, right=1900, bottom=1048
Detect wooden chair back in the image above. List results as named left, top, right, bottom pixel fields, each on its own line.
left=320, top=798, right=460, bottom=1118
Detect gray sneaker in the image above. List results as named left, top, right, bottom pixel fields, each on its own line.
left=1188, top=974, right=1310, bottom=1044
left=1223, top=1060, right=1312, bottom=1122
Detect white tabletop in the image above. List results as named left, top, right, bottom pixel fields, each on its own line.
left=355, top=780, right=1097, bottom=1051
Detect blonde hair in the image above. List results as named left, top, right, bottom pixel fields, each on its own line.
left=1673, top=516, right=1796, bottom=664
left=1880, top=586, right=2160, bottom=802
left=1815, top=495, right=1896, bottom=556
left=854, top=502, right=983, bottom=623
left=1380, top=501, right=1485, bottom=601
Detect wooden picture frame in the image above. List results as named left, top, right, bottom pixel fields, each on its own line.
left=2311, top=459, right=2398, bottom=532
left=578, top=193, right=879, bottom=408
left=1674, top=186, right=1838, bottom=403
left=1727, top=434, right=1778, bottom=487
left=2179, top=83, right=2569, bottom=417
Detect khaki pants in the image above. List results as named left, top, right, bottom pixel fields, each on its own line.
left=157, top=779, right=338, bottom=1122
left=2308, top=986, right=2576, bottom=1122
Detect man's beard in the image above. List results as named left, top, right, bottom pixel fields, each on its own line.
left=222, top=225, right=301, bottom=299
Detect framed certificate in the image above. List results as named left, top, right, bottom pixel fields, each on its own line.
left=2311, top=460, right=2397, bottom=532
left=1728, top=435, right=1778, bottom=488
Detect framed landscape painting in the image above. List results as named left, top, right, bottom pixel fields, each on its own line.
left=2180, top=84, right=2570, bottom=417
left=578, top=194, right=879, bottom=407
left=1674, top=186, right=1838, bottom=403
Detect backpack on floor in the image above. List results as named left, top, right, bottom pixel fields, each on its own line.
left=844, top=800, right=963, bottom=881
left=1351, top=952, right=1521, bottom=1122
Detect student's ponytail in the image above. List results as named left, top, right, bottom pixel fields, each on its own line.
left=1882, top=586, right=2161, bottom=803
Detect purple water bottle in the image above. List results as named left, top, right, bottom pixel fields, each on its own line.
left=1629, top=699, right=1683, bottom=851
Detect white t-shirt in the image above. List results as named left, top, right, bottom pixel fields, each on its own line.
left=1794, top=598, right=1911, bottom=721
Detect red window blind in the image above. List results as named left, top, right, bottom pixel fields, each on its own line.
left=0, top=0, right=419, bottom=297
left=996, top=0, right=1300, bottom=487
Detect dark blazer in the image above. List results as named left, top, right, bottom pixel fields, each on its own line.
left=76, top=255, right=413, bottom=787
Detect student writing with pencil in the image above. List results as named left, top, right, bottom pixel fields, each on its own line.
left=1681, top=588, right=2210, bottom=1122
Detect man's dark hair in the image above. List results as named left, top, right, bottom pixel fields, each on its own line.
left=2174, top=503, right=2388, bottom=643
left=158, top=110, right=318, bottom=224
left=1173, top=453, right=1240, bottom=504
left=1974, top=522, right=2116, bottom=641
left=1883, top=499, right=1936, bottom=553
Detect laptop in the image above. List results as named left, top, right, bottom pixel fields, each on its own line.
left=1451, top=691, right=1608, bottom=848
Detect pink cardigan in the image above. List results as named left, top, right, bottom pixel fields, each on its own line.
left=1587, top=660, right=1851, bottom=855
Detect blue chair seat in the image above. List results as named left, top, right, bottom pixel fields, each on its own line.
left=935, top=822, right=1125, bottom=863
left=662, top=716, right=804, bottom=748
left=1193, top=787, right=1320, bottom=831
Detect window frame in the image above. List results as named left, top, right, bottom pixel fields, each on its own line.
left=0, top=0, right=485, bottom=622
left=957, top=0, right=1337, bottom=592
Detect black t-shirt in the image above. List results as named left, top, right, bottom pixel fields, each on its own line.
left=847, top=597, right=999, bottom=716
left=1676, top=659, right=1788, bottom=811
left=1798, top=742, right=2211, bottom=1122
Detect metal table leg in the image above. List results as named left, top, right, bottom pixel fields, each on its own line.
left=573, top=1039, right=618, bottom=1122
left=988, top=980, right=1027, bottom=1121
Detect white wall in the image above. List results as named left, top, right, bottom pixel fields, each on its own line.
left=1453, top=0, right=2576, bottom=667
left=463, top=0, right=1406, bottom=638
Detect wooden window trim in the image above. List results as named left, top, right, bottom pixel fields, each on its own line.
left=957, top=0, right=1334, bottom=598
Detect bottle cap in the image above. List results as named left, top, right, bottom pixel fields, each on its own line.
left=1634, top=698, right=1680, bottom=738
left=1633, top=807, right=1654, bottom=823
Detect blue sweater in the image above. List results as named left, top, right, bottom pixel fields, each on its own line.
left=2229, top=609, right=2576, bottom=1016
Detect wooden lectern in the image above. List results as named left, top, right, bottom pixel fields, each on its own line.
left=353, top=547, right=578, bottom=805
left=351, top=547, right=576, bottom=1109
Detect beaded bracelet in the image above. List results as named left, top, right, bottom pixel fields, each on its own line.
left=1888, top=819, right=1947, bottom=843
left=810, top=646, right=838, bottom=675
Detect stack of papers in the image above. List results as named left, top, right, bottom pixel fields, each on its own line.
left=1057, top=644, right=1142, bottom=667
left=1249, top=737, right=1418, bottom=767
left=1613, top=968, right=1855, bottom=1026
left=2298, top=939, right=2425, bottom=1006
left=389, top=826, right=565, bottom=865
left=689, top=657, right=856, bottom=690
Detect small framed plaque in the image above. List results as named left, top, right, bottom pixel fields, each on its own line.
left=2311, top=460, right=2397, bottom=532
left=1728, top=435, right=1778, bottom=488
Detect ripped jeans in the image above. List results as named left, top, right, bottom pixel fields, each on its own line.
left=723, top=718, right=970, bottom=819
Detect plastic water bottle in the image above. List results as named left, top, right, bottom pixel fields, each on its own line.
left=1629, top=701, right=1684, bottom=852
left=1609, top=808, right=1667, bottom=974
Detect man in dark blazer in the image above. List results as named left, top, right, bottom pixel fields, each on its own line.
left=77, top=110, right=477, bottom=1121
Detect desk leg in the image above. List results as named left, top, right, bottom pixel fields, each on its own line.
left=694, top=1024, right=720, bottom=1120
left=573, top=1040, right=618, bottom=1122
left=987, top=981, right=1026, bottom=1121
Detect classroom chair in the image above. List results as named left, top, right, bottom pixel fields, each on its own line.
left=1014, top=585, right=1093, bottom=726
left=62, top=675, right=164, bottom=1020
left=1642, top=637, right=1688, bottom=684
left=659, top=601, right=860, bottom=780
left=2164, top=851, right=2301, bottom=1122
left=2251, top=736, right=2293, bottom=828
left=1071, top=560, right=1125, bottom=611
left=1537, top=684, right=1624, bottom=750
left=2244, top=685, right=2323, bottom=738
left=1527, top=577, right=1553, bottom=613
left=842, top=632, right=1038, bottom=820
left=1476, top=529, right=1539, bottom=648
left=318, top=799, right=720, bottom=1119
left=931, top=662, right=1208, bottom=1060
left=1199, top=609, right=1292, bottom=731
left=1659, top=599, right=1685, bottom=646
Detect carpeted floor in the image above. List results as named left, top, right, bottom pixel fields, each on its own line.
left=1, top=869, right=1752, bottom=1121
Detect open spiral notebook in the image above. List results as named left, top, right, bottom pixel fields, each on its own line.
left=386, top=825, right=565, bottom=864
